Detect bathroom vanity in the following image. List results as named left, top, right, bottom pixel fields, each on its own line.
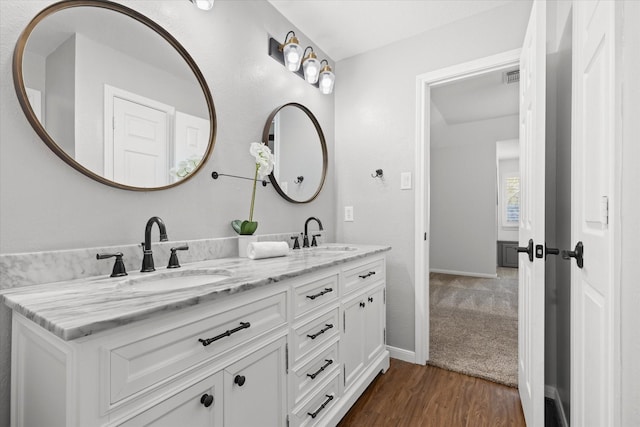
left=1, top=244, right=390, bottom=427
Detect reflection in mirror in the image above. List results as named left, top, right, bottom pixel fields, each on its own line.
left=14, top=1, right=215, bottom=190
left=263, top=103, right=327, bottom=203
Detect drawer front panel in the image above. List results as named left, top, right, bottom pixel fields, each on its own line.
left=107, top=291, right=286, bottom=405
left=291, top=373, right=340, bottom=427
left=292, top=308, right=339, bottom=363
left=342, top=258, right=384, bottom=295
left=291, top=341, right=339, bottom=407
left=293, top=274, right=338, bottom=318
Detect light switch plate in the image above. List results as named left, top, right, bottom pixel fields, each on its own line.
left=344, top=206, right=354, bottom=222
left=400, top=172, right=412, bottom=190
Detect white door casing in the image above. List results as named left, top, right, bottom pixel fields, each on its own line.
left=518, top=1, right=546, bottom=425
left=174, top=111, right=210, bottom=181
left=571, top=0, right=620, bottom=425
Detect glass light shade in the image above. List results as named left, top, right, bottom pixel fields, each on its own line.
left=302, top=54, right=320, bottom=84
left=192, top=0, right=214, bottom=10
left=319, top=67, right=335, bottom=94
left=283, top=39, right=302, bottom=72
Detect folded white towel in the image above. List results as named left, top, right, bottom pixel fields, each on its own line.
left=247, top=241, right=290, bottom=260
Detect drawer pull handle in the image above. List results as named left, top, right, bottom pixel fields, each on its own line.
left=198, top=322, right=251, bottom=346
left=306, top=287, right=333, bottom=300
left=200, top=393, right=214, bottom=408
left=307, top=324, right=334, bottom=340
left=308, top=394, right=334, bottom=419
left=234, top=375, right=246, bottom=387
left=307, top=359, right=334, bottom=380
left=358, top=271, right=376, bottom=279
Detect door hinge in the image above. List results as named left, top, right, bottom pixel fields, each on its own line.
left=384, top=327, right=386, bottom=345
left=383, top=289, right=386, bottom=305
left=602, top=196, right=609, bottom=225
left=424, top=232, right=427, bottom=241
left=285, top=343, right=289, bottom=374
left=343, top=311, right=346, bottom=332
left=112, top=116, right=115, bottom=130
left=286, top=414, right=289, bottom=427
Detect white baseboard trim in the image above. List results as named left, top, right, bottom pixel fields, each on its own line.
left=387, top=345, right=416, bottom=363
left=544, top=385, right=569, bottom=427
left=429, top=268, right=498, bottom=279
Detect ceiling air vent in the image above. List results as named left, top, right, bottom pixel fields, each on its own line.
left=503, top=69, right=520, bottom=84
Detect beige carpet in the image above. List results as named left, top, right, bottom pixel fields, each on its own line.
left=428, top=268, right=518, bottom=387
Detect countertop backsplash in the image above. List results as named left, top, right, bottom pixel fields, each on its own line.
left=0, top=231, right=325, bottom=290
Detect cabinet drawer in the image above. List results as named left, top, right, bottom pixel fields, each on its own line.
left=291, top=373, right=340, bottom=427
left=106, top=291, right=286, bottom=406
left=292, top=308, right=339, bottom=363
left=291, top=341, right=339, bottom=407
left=293, top=274, right=338, bottom=319
left=116, top=371, right=223, bottom=427
left=342, top=258, right=384, bottom=295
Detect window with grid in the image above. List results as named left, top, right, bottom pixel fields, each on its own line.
left=502, top=174, right=520, bottom=227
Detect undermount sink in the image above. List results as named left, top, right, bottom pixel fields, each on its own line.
left=312, top=245, right=357, bottom=252
left=118, top=268, right=233, bottom=292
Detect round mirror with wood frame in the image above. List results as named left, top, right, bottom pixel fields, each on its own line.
left=263, top=103, right=328, bottom=204
left=13, top=0, right=216, bottom=191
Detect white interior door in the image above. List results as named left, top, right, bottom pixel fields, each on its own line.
left=112, top=97, right=169, bottom=187
left=571, top=1, right=617, bottom=425
left=174, top=111, right=210, bottom=175
left=517, top=1, right=546, bottom=425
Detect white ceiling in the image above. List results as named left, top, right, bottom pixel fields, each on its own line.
left=431, top=67, right=520, bottom=125
left=267, top=0, right=515, bottom=61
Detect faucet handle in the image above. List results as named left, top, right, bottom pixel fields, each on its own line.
left=291, top=235, right=300, bottom=250
left=97, top=252, right=127, bottom=277
left=167, top=244, right=189, bottom=269
left=311, top=234, right=321, bottom=247
left=302, top=234, right=310, bottom=248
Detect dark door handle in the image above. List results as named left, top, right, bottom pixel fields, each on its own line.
left=516, top=239, right=534, bottom=262
left=562, top=241, right=584, bottom=268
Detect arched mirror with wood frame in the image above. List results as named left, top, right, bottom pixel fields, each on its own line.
left=262, top=103, right=328, bottom=204
left=13, top=0, right=216, bottom=191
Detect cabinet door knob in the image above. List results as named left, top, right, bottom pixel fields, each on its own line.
left=359, top=302, right=366, bottom=308
left=368, top=297, right=373, bottom=303
left=234, top=375, right=246, bottom=387
left=200, top=393, right=214, bottom=408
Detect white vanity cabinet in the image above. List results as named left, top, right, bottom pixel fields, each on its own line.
left=7, top=250, right=389, bottom=427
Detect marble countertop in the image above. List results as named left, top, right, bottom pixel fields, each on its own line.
left=0, top=244, right=390, bottom=341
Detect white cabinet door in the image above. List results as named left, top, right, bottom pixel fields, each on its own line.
left=118, top=371, right=223, bottom=427
left=364, top=286, right=385, bottom=366
left=224, top=337, right=287, bottom=427
left=342, top=295, right=366, bottom=390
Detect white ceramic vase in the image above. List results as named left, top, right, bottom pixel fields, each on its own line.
left=238, top=235, right=258, bottom=258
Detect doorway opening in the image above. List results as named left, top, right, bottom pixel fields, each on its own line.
left=427, top=66, right=520, bottom=386
left=413, top=48, right=521, bottom=366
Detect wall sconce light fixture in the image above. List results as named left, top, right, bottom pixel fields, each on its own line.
left=302, top=47, right=320, bottom=84
left=268, top=31, right=335, bottom=95
left=319, top=60, right=335, bottom=95
left=190, top=0, right=214, bottom=10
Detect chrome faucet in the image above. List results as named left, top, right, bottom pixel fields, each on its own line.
left=303, top=217, right=324, bottom=248
left=141, top=216, right=168, bottom=272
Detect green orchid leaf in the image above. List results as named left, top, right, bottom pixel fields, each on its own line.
left=231, top=220, right=243, bottom=234
left=240, top=221, right=258, bottom=235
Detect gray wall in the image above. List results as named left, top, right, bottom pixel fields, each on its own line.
left=334, top=0, right=532, bottom=351
left=45, top=34, right=76, bottom=156
left=0, top=1, right=335, bottom=423
left=430, top=115, right=518, bottom=276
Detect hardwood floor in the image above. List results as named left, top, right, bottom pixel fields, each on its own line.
left=338, top=359, right=526, bottom=427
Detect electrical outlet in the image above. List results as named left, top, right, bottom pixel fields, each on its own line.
left=344, top=206, right=354, bottom=222
left=400, top=172, right=412, bottom=190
